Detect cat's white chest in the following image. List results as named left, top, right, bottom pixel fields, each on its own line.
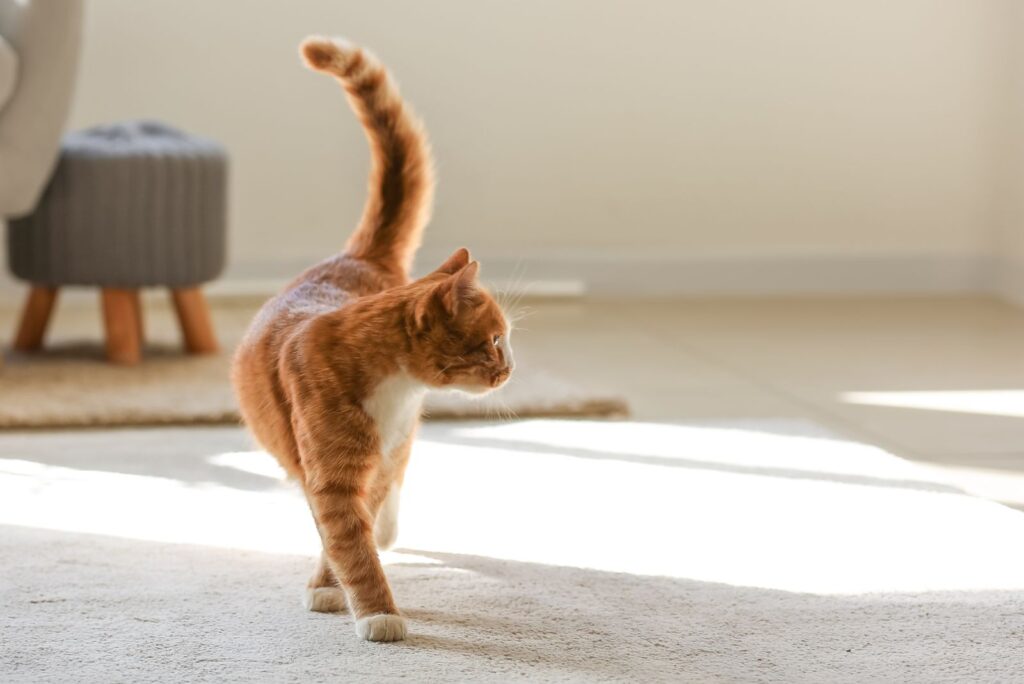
left=363, top=373, right=426, bottom=461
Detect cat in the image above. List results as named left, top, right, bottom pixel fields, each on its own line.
left=232, top=37, right=514, bottom=642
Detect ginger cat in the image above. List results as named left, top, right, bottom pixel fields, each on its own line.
left=232, top=37, right=514, bottom=642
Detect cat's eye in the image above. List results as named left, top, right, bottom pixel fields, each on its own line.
left=492, top=335, right=501, bottom=346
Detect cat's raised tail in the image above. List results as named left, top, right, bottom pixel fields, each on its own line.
left=300, top=37, right=434, bottom=275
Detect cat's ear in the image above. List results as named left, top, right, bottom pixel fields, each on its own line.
left=409, top=294, right=433, bottom=334
left=436, top=261, right=479, bottom=316
left=408, top=261, right=479, bottom=334
left=431, top=247, right=471, bottom=275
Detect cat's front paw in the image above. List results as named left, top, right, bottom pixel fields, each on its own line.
left=304, top=587, right=347, bottom=613
left=354, top=613, right=407, bottom=642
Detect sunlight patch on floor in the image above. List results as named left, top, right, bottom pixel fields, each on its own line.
left=918, top=462, right=1024, bottom=509
left=0, top=457, right=316, bottom=554
left=406, top=421, right=1024, bottom=594
left=842, top=390, right=1024, bottom=418
left=3, top=419, right=1024, bottom=595
left=208, top=450, right=288, bottom=479
left=0, top=458, right=434, bottom=568
left=449, top=419, right=925, bottom=481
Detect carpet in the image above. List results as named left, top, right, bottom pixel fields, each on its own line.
left=2, top=419, right=1024, bottom=681
left=0, top=343, right=627, bottom=429
left=0, top=298, right=627, bottom=428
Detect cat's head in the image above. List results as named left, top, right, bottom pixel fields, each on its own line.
left=405, top=248, right=514, bottom=394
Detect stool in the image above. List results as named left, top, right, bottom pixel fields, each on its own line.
left=7, top=121, right=228, bottom=364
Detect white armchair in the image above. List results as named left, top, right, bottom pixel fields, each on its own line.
left=0, top=0, right=83, bottom=219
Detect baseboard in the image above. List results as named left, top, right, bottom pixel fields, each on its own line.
left=202, top=275, right=587, bottom=299
left=0, top=250, right=999, bottom=305
left=202, top=250, right=995, bottom=300
left=993, top=256, right=1024, bottom=307
left=423, top=249, right=992, bottom=298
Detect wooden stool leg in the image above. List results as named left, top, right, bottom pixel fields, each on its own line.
left=171, top=287, right=218, bottom=354
left=101, top=288, right=142, bottom=365
left=14, top=286, right=59, bottom=352
left=131, top=290, right=145, bottom=346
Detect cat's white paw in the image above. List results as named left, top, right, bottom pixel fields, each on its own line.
left=354, top=613, right=407, bottom=642
left=303, top=587, right=347, bottom=613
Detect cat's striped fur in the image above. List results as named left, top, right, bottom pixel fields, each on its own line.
left=232, top=37, right=513, bottom=643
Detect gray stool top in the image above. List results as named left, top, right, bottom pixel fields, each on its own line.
left=7, top=120, right=228, bottom=288
left=64, top=120, right=225, bottom=158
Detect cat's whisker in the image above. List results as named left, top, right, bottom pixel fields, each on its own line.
left=433, top=362, right=455, bottom=381
left=497, top=261, right=529, bottom=319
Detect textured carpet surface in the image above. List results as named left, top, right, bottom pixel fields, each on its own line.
left=0, top=344, right=626, bottom=428
left=2, top=419, right=1024, bottom=682
left=0, top=298, right=626, bottom=428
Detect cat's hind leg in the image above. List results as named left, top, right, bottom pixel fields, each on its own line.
left=303, top=550, right=347, bottom=613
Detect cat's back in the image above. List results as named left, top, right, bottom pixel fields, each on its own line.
left=242, top=254, right=405, bottom=352
left=231, top=253, right=405, bottom=475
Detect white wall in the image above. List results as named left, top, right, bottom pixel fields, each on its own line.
left=10, top=0, right=1020, bottom=296
left=993, top=1, right=1024, bottom=305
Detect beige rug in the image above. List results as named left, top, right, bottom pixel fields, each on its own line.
left=0, top=342, right=627, bottom=428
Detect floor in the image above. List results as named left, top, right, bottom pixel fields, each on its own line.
left=2, top=296, right=1024, bottom=681
left=520, top=296, right=1024, bottom=509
